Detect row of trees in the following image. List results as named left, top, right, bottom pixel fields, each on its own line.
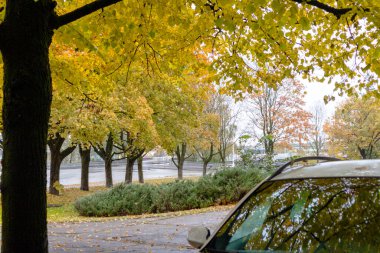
left=241, top=81, right=379, bottom=160
left=46, top=52, right=241, bottom=194
left=0, top=0, right=379, bottom=251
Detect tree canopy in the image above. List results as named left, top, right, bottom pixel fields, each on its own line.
left=325, top=97, right=380, bottom=159
left=0, top=0, right=379, bottom=252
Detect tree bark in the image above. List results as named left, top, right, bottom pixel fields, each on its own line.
left=0, top=0, right=124, bottom=251
left=92, top=133, right=114, bottom=188
left=0, top=1, right=54, bottom=251
left=105, top=158, right=113, bottom=187
left=79, top=145, right=91, bottom=191
left=197, top=143, right=214, bottom=177
left=202, top=162, right=208, bottom=176
left=125, top=158, right=136, bottom=184
left=48, top=135, right=76, bottom=195
left=49, top=146, right=61, bottom=195
left=178, top=162, right=184, bottom=179
left=172, top=143, right=189, bottom=180
left=138, top=156, right=144, bottom=183
left=219, top=147, right=226, bottom=164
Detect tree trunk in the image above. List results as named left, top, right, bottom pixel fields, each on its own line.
left=105, top=158, right=113, bottom=188
left=92, top=133, right=114, bottom=188
left=0, top=2, right=54, bottom=251
left=219, top=147, right=226, bottom=164
left=202, top=161, right=208, bottom=176
left=47, top=136, right=76, bottom=195
left=49, top=146, right=62, bottom=195
left=138, top=156, right=144, bottom=183
left=178, top=159, right=184, bottom=179
left=79, top=145, right=91, bottom=191
left=125, top=158, right=136, bottom=184
left=173, top=143, right=189, bottom=180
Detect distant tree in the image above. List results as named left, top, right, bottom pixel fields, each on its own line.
left=193, top=94, right=220, bottom=176
left=114, top=131, right=145, bottom=184
left=247, top=79, right=311, bottom=156
left=137, top=155, right=145, bottom=183
left=214, top=94, right=237, bottom=164
left=325, top=98, right=380, bottom=159
left=47, top=134, right=76, bottom=195
left=172, top=143, right=193, bottom=180
left=308, top=103, right=326, bottom=156
left=92, top=133, right=116, bottom=188
left=78, top=145, right=91, bottom=191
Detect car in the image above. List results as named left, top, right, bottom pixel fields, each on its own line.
left=187, top=156, right=380, bottom=252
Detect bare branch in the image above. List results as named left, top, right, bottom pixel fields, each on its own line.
left=171, top=157, right=178, bottom=168
left=60, top=145, right=77, bottom=160
left=51, top=0, right=122, bottom=29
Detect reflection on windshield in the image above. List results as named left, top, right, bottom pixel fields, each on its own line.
left=206, top=178, right=380, bottom=253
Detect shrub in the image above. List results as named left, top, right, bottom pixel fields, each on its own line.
left=74, top=184, right=157, bottom=216
left=75, top=166, right=270, bottom=217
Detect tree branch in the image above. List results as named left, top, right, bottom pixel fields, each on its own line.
left=51, top=0, right=122, bottom=29
left=171, top=157, right=178, bottom=168
left=292, top=0, right=364, bottom=19
left=60, top=145, right=77, bottom=160
left=91, top=143, right=106, bottom=159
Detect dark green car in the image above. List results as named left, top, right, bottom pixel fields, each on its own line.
left=188, top=157, right=380, bottom=253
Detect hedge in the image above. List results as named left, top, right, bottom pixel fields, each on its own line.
left=74, top=166, right=270, bottom=217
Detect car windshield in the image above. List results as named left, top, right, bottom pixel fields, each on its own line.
left=205, top=178, right=380, bottom=253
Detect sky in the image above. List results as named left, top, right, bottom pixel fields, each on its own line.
left=304, top=80, right=345, bottom=117
left=233, top=79, right=347, bottom=144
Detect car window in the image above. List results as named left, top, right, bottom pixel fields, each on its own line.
left=205, top=178, right=380, bottom=253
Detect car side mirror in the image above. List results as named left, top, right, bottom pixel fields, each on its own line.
left=187, top=226, right=211, bottom=249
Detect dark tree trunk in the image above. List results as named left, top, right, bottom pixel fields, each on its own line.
left=0, top=0, right=123, bottom=250
left=138, top=156, right=144, bottom=183
left=358, top=146, right=372, bottom=159
left=125, top=158, right=136, bottom=184
left=116, top=131, right=144, bottom=184
left=93, top=133, right=114, bottom=188
left=198, top=143, right=214, bottom=177
left=48, top=135, right=76, bottom=195
left=49, top=146, right=61, bottom=195
left=172, top=143, right=190, bottom=180
left=264, top=138, right=274, bottom=156
left=219, top=145, right=226, bottom=164
left=178, top=159, right=184, bottom=179
left=202, top=162, right=208, bottom=176
left=0, top=1, right=54, bottom=251
left=79, top=145, right=91, bottom=191
left=105, top=158, right=113, bottom=187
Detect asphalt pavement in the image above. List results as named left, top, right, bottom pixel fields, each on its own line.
left=51, top=159, right=222, bottom=186
left=49, top=209, right=231, bottom=252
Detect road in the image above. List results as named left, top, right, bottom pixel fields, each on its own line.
left=49, top=209, right=231, bottom=252
left=50, top=159, right=225, bottom=186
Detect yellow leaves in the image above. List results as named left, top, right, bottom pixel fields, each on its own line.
left=299, top=17, right=311, bottom=30
left=205, top=0, right=380, bottom=99
left=325, top=97, right=380, bottom=158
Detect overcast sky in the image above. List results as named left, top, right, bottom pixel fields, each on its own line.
left=233, top=79, right=346, bottom=143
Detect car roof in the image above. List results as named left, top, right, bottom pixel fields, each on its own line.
left=271, top=159, right=380, bottom=181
